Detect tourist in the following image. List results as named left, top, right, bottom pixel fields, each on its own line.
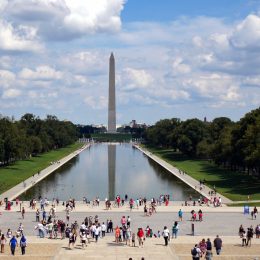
left=239, top=224, right=245, bottom=237
left=241, top=231, right=247, bottom=246
left=126, top=226, right=131, bottom=246
left=137, top=228, right=144, bottom=248
left=0, top=234, right=7, bottom=253
left=115, top=226, right=120, bottom=243
left=42, top=210, right=47, bottom=221
left=20, top=235, right=27, bottom=255
left=213, top=235, right=222, bottom=255
left=199, top=238, right=207, bottom=257
left=131, top=232, right=136, bottom=247
left=95, top=224, right=101, bottom=242
left=253, top=206, right=258, bottom=219
left=246, top=226, right=254, bottom=246
left=127, top=216, right=131, bottom=228
left=60, top=220, right=66, bottom=239
left=9, top=235, right=18, bottom=255
left=198, top=209, right=203, bottom=221
left=68, top=230, right=76, bottom=249
left=178, top=209, right=183, bottom=221
left=101, top=222, right=106, bottom=237
left=144, top=205, right=148, bottom=216
left=35, top=222, right=45, bottom=238
left=80, top=231, right=86, bottom=249
left=21, top=207, right=25, bottom=219
left=53, top=220, right=59, bottom=239
left=191, top=244, right=201, bottom=260
left=205, top=249, right=213, bottom=260
left=6, top=229, right=12, bottom=238
left=206, top=238, right=212, bottom=251
left=172, top=221, right=179, bottom=239
left=47, top=221, right=53, bottom=239
left=36, top=209, right=40, bottom=222
left=162, top=226, right=170, bottom=246
left=256, top=224, right=260, bottom=238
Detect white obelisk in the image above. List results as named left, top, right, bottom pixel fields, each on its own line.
left=108, top=52, right=116, bottom=133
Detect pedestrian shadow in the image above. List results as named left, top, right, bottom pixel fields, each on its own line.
left=107, top=242, right=127, bottom=247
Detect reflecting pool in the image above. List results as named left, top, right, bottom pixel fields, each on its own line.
left=20, top=143, right=199, bottom=200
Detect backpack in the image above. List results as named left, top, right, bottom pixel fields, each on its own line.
left=191, top=247, right=197, bottom=256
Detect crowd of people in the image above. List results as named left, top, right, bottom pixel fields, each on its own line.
left=191, top=235, right=222, bottom=260
left=0, top=194, right=259, bottom=258
left=238, top=224, right=260, bottom=246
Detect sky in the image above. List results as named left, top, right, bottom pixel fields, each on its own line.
left=0, top=0, right=260, bottom=125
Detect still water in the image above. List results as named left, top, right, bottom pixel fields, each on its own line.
left=20, top=143, right=199, bottom=201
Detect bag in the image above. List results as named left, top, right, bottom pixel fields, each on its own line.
left=191, top=247, right=197, bottom=256
left=21, top=241, right=27, bottom=247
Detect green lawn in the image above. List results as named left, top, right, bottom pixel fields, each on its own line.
left=0, top=142, right=83, bottom=194
left=145, top=146, right=260, bottom=201
left=227, top=202, right=260, bottom=207
left=91, top=133, right=132, bottom=142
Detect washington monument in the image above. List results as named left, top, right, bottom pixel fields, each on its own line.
left=108, top=52, right=116, bottom=133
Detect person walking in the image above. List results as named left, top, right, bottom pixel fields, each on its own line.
left=21, top=207, right=25, bottom=219
left=20, top=235, right=27, bottom=255
left=162, top=226, right=170, bottom=246
left=137, top=228, right=144, bottom=248
left=0, top=234, right=7, bottom=253
left=178, top=209, right=183, bottom=221
left=172, top=221, right=179, bottom=238
left=36, top=209, right=40, bottom=222
left=191, top=244, right=201, bottom=260
left=9, top=236, right=18, bottom=255
left=213, top=235, right=222, bottom=255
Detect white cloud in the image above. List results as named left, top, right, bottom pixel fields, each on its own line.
left=18, top=66, right=63, bottom=81
left=1, top=0, right=125, bottom=40
left=84, top=95, right=107, bottom=110
left=2, top=88, right=21, bottom=99
left=0, top=69, right=16, bottom=88
left=183, top=73, right=241, bottom=102
left=230, top=14, right=260, bottom=49
left=0, top=19, right=42, bottom=52
left=122, top=68, right=154, bottom=90
left=172, top=57, right=191, bottom=74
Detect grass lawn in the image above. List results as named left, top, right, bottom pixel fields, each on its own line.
left=91, top=133, right=132, bottom=142
left=0, top=142, right=83, bottom=194
left=228, top=202, right=260, bottom=207
left=145, top=146, right=260, bottom=201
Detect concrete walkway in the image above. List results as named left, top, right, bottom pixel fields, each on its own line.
left=0, top=143, right=92, bottom=201
left=0, top=235, right=259, bottom=260
left=134, top=145, right=232, bottom=204
left=0, top=200, right=249, bottom=213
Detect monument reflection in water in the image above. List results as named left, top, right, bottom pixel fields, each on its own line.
left=108, top=144, right=116, bottom=200
left=20, top=143, right=199, bottom=201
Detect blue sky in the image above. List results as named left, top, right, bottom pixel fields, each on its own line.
left=0, top=0, right=259, bottom=125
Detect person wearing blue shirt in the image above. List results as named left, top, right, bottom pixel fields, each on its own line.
left=9, top=236, right=18, bottom=255
left=178, top=209, right=183, bottom=221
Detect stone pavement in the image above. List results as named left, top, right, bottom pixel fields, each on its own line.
left=0, top=200, right=250, bottom=213
left=0, top=236, right=259, bottom=260
left=134, top=145, right=232, bottom=204
left=0, top=143, right=91, bottom=201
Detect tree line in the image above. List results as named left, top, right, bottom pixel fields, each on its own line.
left=0, top=113, right=78, bottom=165
left=144, top=107, right=260, bottom=175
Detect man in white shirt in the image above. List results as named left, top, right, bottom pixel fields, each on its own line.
left=101, top=222, right=106, bottom=237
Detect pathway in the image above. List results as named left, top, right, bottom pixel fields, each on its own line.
left=0, top=235, right=259, bottom=260
left=134, top=144, right=232, bottom=204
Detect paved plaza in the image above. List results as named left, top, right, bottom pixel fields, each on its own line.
left=1, top=203, right=260, bottom=259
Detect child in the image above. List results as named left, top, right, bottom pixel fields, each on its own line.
left=131, top=232, right=135, bottom=247
left=157, top=230, right=161, bottom=238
